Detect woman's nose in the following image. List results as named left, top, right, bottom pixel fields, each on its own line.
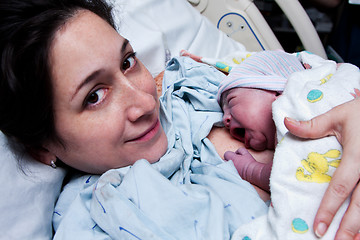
left=223, top=113, right=231, bottom=128
left=125, top=82, right=156, bottom=122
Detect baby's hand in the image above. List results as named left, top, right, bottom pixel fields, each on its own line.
left=224, top=148, right=271, bottom=192
left=224, top=147, right=256, bottom=167
left=224, top=147, right=255, bottom=181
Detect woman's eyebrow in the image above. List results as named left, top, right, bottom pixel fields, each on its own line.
left=71, top=69, right=103, bottom=101
left=71, top=39, right=130, bottom=101
left=121, top=39, right=129, bottom=53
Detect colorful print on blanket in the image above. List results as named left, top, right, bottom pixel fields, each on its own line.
left=232, top=52, right=360, bottom=240
left=52, top=57, right=268, bottom=240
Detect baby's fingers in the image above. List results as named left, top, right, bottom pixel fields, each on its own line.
left=224, top=150, right=237, bottom=161
left=235, top=147, right=249, bottom=155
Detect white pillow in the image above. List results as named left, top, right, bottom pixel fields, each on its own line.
left=0, top=0, right=246, bottom=239
left=0, top=134, right=66, bottom=240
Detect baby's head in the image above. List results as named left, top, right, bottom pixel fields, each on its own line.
left=220, top=87, right=278, bottom=151
left=217, top=65, right=287, bottom=151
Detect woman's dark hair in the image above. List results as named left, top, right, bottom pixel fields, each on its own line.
left=0, top=0, right=115, bottom=149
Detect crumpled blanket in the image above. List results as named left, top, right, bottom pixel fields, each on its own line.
left=232, top=52, right=360, bottom=240
left=52, top=57, right=268, bottom=240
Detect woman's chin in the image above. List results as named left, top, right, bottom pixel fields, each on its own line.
left=147, top=128, right=168, bottom=163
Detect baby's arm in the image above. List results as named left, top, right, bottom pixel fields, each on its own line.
left=224, top=148, right=272, bottom=192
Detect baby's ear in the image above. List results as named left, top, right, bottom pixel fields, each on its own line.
left=274, top=91, right=281, bottom=99
left=27, top=146, right=57, bottom=165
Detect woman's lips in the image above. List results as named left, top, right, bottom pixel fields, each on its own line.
left=127, top=120, right=160, bottom=143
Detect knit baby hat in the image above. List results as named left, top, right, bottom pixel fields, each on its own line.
left=217, top=50, right=304, bottom=103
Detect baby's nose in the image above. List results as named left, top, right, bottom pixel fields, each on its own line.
left=223, top=114, right=231, bottom=128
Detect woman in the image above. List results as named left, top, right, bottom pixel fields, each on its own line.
left=0, top=0, right=358, bottom=239
left=0, top=0, right=168, bottom=174
left=0, top=1, right=268, bottom=239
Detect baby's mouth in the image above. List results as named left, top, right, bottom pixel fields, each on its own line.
left=232, top=127, right=245, bottom=142
left=244, top=137, right=251, bottom=149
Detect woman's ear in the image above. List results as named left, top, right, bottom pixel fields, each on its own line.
left=27, top=146, right=57, bottom=165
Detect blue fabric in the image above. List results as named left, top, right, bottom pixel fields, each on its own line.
left=52, top=57, right=268, bottom=240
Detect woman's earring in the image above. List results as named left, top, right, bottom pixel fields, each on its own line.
left=50, top=160, right=57, bottom=169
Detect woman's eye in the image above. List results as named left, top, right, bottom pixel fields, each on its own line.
left=85, top=88, right=108, bottom=107
left=122, top=53, right=136, bottom=71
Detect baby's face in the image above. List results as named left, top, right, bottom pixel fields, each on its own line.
left=221, top=87, right=277, bottom=151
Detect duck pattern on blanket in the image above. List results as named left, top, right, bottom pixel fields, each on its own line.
left=232, top=52, right=360, bottom=240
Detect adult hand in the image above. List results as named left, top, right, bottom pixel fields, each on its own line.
left=284, top=97, right=360, bottom=240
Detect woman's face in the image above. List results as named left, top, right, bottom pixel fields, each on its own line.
left=45, top=10, right=168, bottom=174
left=222, top=87, right=277, bottom=151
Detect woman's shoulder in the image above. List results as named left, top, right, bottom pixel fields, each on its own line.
left=53, top=173, right=99, bottom=230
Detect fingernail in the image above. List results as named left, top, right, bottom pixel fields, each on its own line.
left=285, top=117, right=300, bottom=126
left=315, top=222, right=327, bottom=238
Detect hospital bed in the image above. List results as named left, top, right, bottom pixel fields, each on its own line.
left=190, top=0, right=327, bottom=58
left=0, top=0, right=327, bottom=239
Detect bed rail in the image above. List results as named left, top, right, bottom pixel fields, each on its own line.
left=189, top=0, right=327, bottom=59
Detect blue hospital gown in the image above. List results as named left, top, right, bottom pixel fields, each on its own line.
left=52, top=57, right=268, bottom=240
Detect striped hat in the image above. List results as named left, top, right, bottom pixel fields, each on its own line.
left=217, top=50, right=304, bottom=103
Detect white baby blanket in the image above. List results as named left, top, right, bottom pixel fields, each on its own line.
left=232, top=52, right=360, bottom=239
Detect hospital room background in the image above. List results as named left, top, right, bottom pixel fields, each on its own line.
left=1, top=0, right=359, bottom=239
left=253, top=0, right=359, bottom=67
left=194, top=0, right=359, bottom=67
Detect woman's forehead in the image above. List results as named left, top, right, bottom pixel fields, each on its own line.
left=52, top=10, right=118, bottom=48
left=50, top=11, right=122, bottom=78
left=49, top=10, right=125, bottom=103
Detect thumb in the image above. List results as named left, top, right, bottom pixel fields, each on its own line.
left=284, top=111, right=337, bottom=140
left=224, top=150, right=237, bottom=161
